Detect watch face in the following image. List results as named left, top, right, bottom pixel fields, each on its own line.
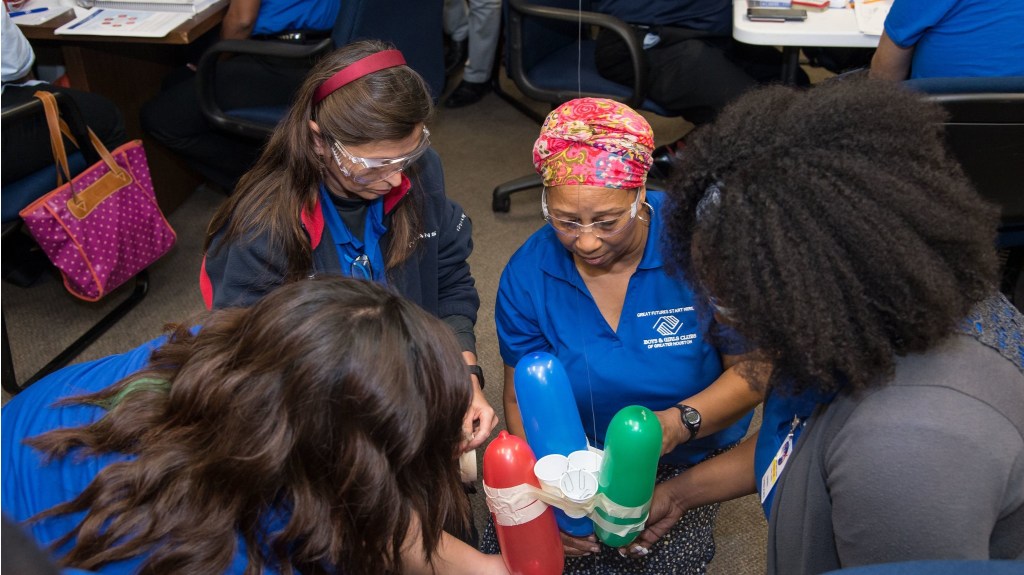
left=683, top=409, right=701, bottom=426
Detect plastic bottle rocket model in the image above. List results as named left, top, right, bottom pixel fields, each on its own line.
left=594, top=405, right=662, bottom=547
left=513, top=352, right=594, bottom=536
left=483, top=431, right=565, bottom=575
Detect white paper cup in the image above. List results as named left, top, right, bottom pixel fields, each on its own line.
left=534, top=454, right=569, bottom=490
left=567, top=449, right=602, bottom=473
left=560, top=469, right=598, bottom=502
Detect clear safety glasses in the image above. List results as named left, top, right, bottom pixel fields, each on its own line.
left=350, top=254, right=373, bottom=280
left=542, top=188, right=642, bottom=239
left=331, top=126, right=431, bottom=185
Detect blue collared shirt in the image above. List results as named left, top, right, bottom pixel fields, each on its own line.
left=496, top=191, right=752, bottom=465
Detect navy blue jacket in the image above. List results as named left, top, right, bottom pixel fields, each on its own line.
left=202, top=149, right=480, bottom=352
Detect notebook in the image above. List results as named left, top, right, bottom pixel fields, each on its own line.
left=74, top=0, right=221, bottom=14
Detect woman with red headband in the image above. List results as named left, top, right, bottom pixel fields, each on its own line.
left=488, top=98, right=763, bottom=573
left=201, top=40, right=496, bottom=455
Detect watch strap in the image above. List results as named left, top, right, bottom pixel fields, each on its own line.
left=467, top=364, right=484, bottom=390
left=673, top=403, right=701, bottom=443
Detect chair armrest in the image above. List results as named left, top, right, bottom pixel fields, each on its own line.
left=508, top=0, right=648, bottom=108
left=195, top=38, right=332, bottom=139
left=2, top=98, right=47, bottom=123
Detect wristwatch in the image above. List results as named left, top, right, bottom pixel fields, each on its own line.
left=673, top=404, right=701, bottom=443
left=467, top=364, right=485, bottom=390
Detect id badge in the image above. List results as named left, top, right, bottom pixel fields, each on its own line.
left=760, top=433, right=794, bottom=503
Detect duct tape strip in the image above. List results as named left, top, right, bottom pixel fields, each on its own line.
left=483, top=482, right=650, bottom=537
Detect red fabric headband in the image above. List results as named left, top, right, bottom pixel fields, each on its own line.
left=312, top=50, right=407, bottom=105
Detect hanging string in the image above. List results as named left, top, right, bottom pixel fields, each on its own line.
left=577, top=0, right=583, bottom=96
left=572, top=0, right=598, bottom=447
left=574, top=266, right=600, bottom=446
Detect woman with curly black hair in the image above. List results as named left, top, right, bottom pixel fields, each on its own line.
left=622, top=77, right=1024, bottom=573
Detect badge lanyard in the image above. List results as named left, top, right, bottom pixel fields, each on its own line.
left=318, top=184, right=388, bottom=284
left=759, top=414, right=804, bottom=516
left=756, top=389, right=835, bottom=517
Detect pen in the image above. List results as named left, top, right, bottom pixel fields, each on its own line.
left=67, top=8, right=103, bottom=29
left=8, top=7, right=49, bottom=17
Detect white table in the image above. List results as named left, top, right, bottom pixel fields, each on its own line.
left=733, top=0, right=881, bottom=83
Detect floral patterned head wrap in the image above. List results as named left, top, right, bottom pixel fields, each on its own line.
left=533, top=97, right=655, bottom=189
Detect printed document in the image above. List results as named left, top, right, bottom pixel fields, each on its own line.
left=54, top=7, right=191, bottom=37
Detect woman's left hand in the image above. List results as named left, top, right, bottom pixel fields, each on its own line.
left=462, top=379, right=497, bottom=452
left=619, top=482, right=686, bottom=558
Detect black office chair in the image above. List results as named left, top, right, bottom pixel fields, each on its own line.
left=905, top=76, right=1024, bottom=303
left=196, top=0, right=446, bottom=141
left=489, top=0, right=673, bottom=212
left=1, top=92, right=149, bottom=394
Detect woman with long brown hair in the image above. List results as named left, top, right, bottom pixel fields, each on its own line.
left=2, top=277, right=509, bottom=575
left=200, top=39, right=495, bottom=453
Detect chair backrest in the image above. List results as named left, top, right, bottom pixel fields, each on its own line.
left=504, top=0, right=671, bottom=117
left=905, top=76, right=1024, bottom=247
left=333, top=0, right=446, bottom=100
left=199, top=0, right=445, bottom=140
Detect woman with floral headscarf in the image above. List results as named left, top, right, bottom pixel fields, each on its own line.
left=485, top=98, right=763, bottom=573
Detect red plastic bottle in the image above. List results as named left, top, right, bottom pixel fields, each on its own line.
left=483, top=431, right=565, bottom=575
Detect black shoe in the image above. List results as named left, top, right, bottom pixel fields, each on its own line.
left=444, top=80, right=491, bottom=109
left=445, top=37, right=468, bottom=76
left=648, top=139, right=686, bottom=182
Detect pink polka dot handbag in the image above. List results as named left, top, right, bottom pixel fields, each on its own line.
left=18, top=91, right=176, bottom=302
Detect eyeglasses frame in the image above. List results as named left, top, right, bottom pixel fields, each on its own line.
left=542, top=187, right=645, bottom=239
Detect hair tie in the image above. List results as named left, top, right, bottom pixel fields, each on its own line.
left=313, top=50, right=407, bottom=105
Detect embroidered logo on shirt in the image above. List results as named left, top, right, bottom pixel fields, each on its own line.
left=639, top=307, right=697, bottom=350
left=653, top=315, right=682, bottom=336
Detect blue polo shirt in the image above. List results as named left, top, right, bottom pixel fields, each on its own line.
left=253, top=0, right=339, bottom=36
left=884, top=0, right=1024, bottom=79
left=1, top=336, right=289, bottom=575
left=496, top=191, right=753, bottom=466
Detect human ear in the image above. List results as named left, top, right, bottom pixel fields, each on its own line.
left=309, top=120, right=324, bottom=155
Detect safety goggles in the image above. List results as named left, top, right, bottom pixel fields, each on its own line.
left=542, top=188, right=642, bottom=239
left=331, top=126, right=431, bottom=185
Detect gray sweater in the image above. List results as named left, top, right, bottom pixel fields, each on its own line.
left=767, top=333, right=1024, bottom=574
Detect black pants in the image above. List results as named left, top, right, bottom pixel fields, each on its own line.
left=140, top=51, right=315, bottom=192
left=596, top=26, right=807, bottom=125
left=1, top=84, right=126, bottom=185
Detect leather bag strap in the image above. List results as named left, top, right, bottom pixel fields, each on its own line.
left=32, top=90, right=129, bottom=208
left=34, top=90, right=72, bottom=187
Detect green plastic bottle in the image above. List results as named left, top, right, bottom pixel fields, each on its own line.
left=593, top=405, right=662, bottom=547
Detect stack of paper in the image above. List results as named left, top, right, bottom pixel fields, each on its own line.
left=853, top=0, right=892, bottom=35
left=81, top=0, right=222, bottom=13
left=7, top=0, right=72, bottom=26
